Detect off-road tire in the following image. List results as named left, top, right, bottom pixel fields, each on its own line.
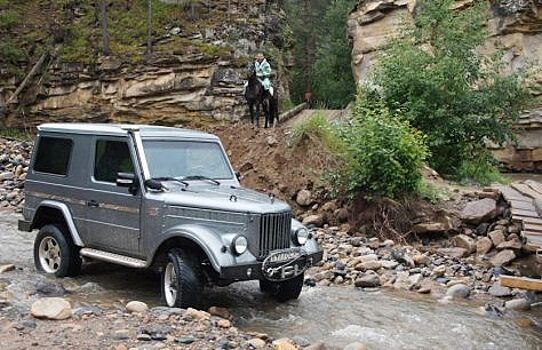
left=33, top=224, right=82, bottom=277
left=259, top=273, right=304, bottom=302
left=161, top=248, right=203, bottom=309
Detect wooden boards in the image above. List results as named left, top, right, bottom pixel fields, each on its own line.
left=500, top=275, right=542, bottom=292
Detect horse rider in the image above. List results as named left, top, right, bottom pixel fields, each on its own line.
left=254, top=53, right=274, bottom=96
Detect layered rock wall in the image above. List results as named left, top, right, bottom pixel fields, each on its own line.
left=348, top=0, right=542, bottom=171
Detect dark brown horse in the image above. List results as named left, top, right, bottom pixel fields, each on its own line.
left=244, top=62, right=278, bottom=128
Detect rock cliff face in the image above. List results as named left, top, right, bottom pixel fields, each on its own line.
left=1, top=0, right=291, bottom=128
left=348, top=0, right=542, bottom=171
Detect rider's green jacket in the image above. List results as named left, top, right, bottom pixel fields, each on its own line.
left=255, top=59, right=272, bottom=91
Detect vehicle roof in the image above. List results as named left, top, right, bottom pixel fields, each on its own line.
left=37, top=123, right=218, bottom=140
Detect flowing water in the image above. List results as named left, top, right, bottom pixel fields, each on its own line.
left=1, top=212, right=541, bottom=349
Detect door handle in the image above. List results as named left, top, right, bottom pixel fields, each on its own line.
left=86, top=200, right=99, bottom=208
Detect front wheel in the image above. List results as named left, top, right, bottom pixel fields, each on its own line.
left=33, top=224, right=81, bottom=277
left=259, top=273, right=304, bottom=302
left=161, top=248, right=203, bottom=308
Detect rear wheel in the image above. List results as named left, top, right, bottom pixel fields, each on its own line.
left=259, top=273, right=304, bottom=302
left=161, top=248, right=203, bottom=308
left=33, top=224, right=81, bottom=277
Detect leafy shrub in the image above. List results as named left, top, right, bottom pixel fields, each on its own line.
left=372, top=0, right=533, bottom=176
left=456, top=152, right=507, bottom=186
left=333, top=98, right=429, bottom=199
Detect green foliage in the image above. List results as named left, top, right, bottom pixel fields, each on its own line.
left=291, top=112, right=344, bottom=153
left=312, top=0, right=356, bottom=108
left=371, top=0, right=533, bottom=176
left=456, top=152, right=507, bottom=186
left=0, top=40, right=26, bottom=65
left=0, top=9, right=22, bottom=30
left=332, top=97, right=429, bottom=199
left=416, top=181, right=444, bottom=204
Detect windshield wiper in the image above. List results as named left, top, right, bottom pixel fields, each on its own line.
left=180, top=175, right=221, bottom=185
left=145, top=177, right=189, bottom=190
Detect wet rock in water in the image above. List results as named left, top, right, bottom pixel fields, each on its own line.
left=476, top=237, right=493, bottom=255
left=126, top=301, right=148, bottom=313
left=490, top=250, right=516, bottom=267
left=208, top=306, right=232, bottom=319
left=488, top=230, right=506, bottom=247
left=354, top=273, right=381, bottom=288
left=505, top=298, right=531, bottom=311
left=296, top=190, right=313, bottom=207
left=496, top=239, right=522, bottom=251
left=446, top=284, right=470, bottom=299
left=175, top=336, right=197, bottom=344
left=343, top=342, right=369, bottom=350
left=437, top=247, right=468, bottom=259
left=303, top=214, right=324, bottom=227
left=247, top=338, right=267, bottom=348
left=453, top=234, right=476, bottom=254
left=0, top=264, right=15, bottom=273
left=460, top=198, right=497, bottom=224
left=31, top=297, right=72, bottom=320
left=272, top=338, right=297, bottom=350
left=35, top=281, right=68, bottom=296
left=488, top=284, right=512, bottom=297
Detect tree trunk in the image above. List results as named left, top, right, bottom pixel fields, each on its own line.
left=101, top=0, right=110, bottom=56
left=147, top=0, right=152, bottom=54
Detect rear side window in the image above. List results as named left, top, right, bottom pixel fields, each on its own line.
left=94, top=140, right=135, bottom=183
left=33, top=137, right=73, bottom=175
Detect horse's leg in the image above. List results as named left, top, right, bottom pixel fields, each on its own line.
left=263, top=98, right=270, bottom=128
left=255, top=102, right=260, bottom=128
left=249, top=102, right=255, bottom=125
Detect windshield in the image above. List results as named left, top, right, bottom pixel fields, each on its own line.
left=142, top=140, right=233, bottom=180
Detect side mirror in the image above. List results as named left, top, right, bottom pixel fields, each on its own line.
left=116, top=172, right=138, bottom=194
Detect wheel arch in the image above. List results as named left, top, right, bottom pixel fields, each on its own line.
left=31, top=200, right=84, bottom=247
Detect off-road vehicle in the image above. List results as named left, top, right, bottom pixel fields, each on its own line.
left=19, top=123, right=323, bottom=307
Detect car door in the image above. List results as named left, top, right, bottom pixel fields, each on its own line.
left=82, top=136, right=142, bottom=256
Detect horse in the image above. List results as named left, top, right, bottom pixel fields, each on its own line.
left=244, top=62, right=279, bottom=128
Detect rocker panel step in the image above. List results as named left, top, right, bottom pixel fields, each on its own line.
left=80, top=248, right=147, bottom=268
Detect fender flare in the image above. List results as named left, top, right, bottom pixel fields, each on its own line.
left=150, top=224, right=236, bottom=272
left=32, top=200, right=84, bottom=247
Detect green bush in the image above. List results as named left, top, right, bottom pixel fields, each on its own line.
left=333, top=97, right=429, bottom=199
left=371, top=0, right=533, bottom=177
left=456, top=152, right=507, bottom=186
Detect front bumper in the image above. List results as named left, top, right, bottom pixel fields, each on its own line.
left=220, top=249, right=323, bottom=281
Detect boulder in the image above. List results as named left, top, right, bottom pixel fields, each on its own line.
left=460, top=198, right=497, bottom=224
left=31, top=297, right=72, bottom=320
left=476, top=237, right=493, bottom=255
left=217, top=319, right=231, bottom=328
left=505, top=298, right=531, bottom=311
left=453, top=234, right=476, bottom=254
left=302, top=214, right=324, bottom=227
left=413, top=222, right=451, bottom=234
left=490, top=249, right=516, bottom=267
left=488, top=284, right=512, bottom=297
left=446, top=284, right=471, bottom=299
left=208, top=306, right=232, bottom=319
left=126, top=301, right=148, bottom=313
left=354, top=274, right=381, bottom=288
left=354, top=261, right=382, bottom=272
left=437, top=247, right=468, bottom=258
left=496, top=239, right=522, bottom=251
left=488, top=230, right=506, bottom=247
left=296, top=190, right=313, bottom=207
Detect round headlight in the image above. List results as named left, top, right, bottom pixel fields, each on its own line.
left=231, top=235, right=248, bottom=255
left=294, top=227, right=310, bottom=246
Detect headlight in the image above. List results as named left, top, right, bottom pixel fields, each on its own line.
left=294, top=227, right=310, bottom=246
left=231, top=235, right=248, bottom=255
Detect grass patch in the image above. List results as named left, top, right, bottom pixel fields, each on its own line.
left=0, top=128, right=33, bottom=141
left=291, top=113, right=344, bottom=153
left=456, top=156, right=508, bottom=186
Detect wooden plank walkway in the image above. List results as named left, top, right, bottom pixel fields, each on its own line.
left=494, top=180, right=542, bottom=253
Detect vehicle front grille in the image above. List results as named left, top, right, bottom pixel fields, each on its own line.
left=257, top=212, right=292, bottom=259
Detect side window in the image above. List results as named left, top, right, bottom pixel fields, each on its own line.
left=33, top=137, right=73, bottom=176
left=94, top=140, right=135, bottom=183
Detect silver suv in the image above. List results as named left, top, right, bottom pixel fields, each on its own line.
left=18, top=123, right=322, bottom=308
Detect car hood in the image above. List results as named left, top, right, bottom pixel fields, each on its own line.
left=156, top=183, right=291, bottom=214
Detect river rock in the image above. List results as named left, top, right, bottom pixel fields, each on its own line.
left=272, top=338, right=297, bottom=350
left=31, top=297, right=72, bottom=320
left=354, top=274, right=381, bottom=288
left=476, top=237, right=493, bottom=255
left=488, top=230, right=506, bottom=247
left=126, top=301, right=148, bottom=313
left=437, top=247, right=468, bottom=258
left=0, top=264, right=15, bottom=273
left=185, top=307, right=210, bottom=320
left=208, top=306, right=232, bottom=319
left=446, top=284, right=470, bottom=299
left=488, top=284, right=512, bottom=297
left=296, top=190, right=313, bottom=207
left=247, top=338, right=266, bottom=348
left=453, top=234, right=476, bottom=254
left=505, top=298, right=531, bottom=311
left=355, top=261, right=382, bottom=272
left=343, top=343, right=369, bottom=350
left=496, top=239, right=522, bottom=251
left=460, top=198, right=497, bottom=224
left=380, top=260, right=399, bottom=269
left=303, top=214, right=323, bottom=227
left=490, top=249, right=516, bottom=267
